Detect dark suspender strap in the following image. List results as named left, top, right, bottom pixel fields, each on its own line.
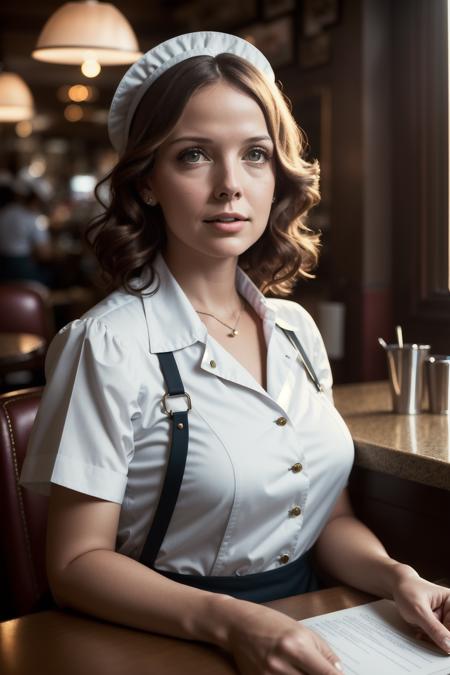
left=140, top=329, right=320, bottom=568
left=279, top=327, right=324, bottom=393
left=139, top=351, right=190, bottom=568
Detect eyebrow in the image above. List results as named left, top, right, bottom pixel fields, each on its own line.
left=167, top=135, right=273, bottom=146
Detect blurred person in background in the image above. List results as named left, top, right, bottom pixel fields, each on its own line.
left=0, top=174, right=53, bottom=285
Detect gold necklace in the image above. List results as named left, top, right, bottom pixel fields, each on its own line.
left=195, top=299, right=243, bottom=337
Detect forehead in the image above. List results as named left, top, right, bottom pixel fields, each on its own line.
left=167, top=81, right=270, bottom=138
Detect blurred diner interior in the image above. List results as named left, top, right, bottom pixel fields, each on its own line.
left=0, top=0, right=448, bottom=391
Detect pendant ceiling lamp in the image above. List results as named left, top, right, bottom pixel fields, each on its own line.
left=32, top=0, right=142, bottom=76
left=0, top=71, right=34, bottom=122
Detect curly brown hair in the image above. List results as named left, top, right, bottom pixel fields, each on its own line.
left=87, top=53, right=321, bottom=296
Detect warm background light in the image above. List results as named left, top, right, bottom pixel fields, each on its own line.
left=64, top=104, right=84, bottom=122
left=57, top=84, right=97, bottom=103
left=0, top=72, right=34, bottom=122
left=15, top=120, right=33, bottom=138
left=32, top=1, right=142, bottom=65
left=81, top=59, right=101, bottom=78
left=68, top=84, right=90, bottom=102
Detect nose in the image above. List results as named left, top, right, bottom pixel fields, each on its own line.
left=213, top=159, right=242, bottom=201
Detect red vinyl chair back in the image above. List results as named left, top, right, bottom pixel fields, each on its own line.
left=0, top=387, right=52, bottom=619
left=0, top=282, right=54, bottom=342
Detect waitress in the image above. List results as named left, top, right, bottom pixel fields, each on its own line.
left=21, top=31, right=450, bottom=675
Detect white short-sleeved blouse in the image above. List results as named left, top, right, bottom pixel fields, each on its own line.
left=20, top=252, right=354, bottom=576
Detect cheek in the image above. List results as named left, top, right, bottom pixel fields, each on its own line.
left=155, top=178, right=205, bottom=235
left=250, top=174, right=275, bottom=205
left=251, top=162, right=275, bottom=189
left=157, top=174, right=207, bottom=209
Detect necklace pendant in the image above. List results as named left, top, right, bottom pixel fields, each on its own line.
left=230, top=329, right=239, bottom=337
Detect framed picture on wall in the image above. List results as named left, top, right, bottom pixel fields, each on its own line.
left=174, top=0, right=258, bottom=30
left=302, top=0, right=340, bottom=37
left=238, top=15, right=295, bottom=68
left=299, top=32, right=331, bottom=69
left=261, top=0, right=296, bottom=20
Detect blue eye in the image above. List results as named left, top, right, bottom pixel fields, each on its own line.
left=246, top=147, right=271, bottom=162
left=177, top=146, right=272, bottom=165
left=178, top=148, right=207, bottom=163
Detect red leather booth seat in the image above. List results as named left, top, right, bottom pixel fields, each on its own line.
left=0, top=282, right=54, bottom=341
left=0, top=387, right=51, bottom=620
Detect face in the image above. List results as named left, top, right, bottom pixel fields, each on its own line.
left=147, top=80, right=276, bottom=262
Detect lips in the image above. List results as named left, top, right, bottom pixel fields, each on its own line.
left=203, top=212, right=249, bottom=222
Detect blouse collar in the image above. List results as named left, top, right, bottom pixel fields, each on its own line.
left=141, top=252, right=299, bottom=354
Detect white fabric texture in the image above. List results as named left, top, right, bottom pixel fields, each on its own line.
left=108, top=31, right=276, bottom=155
left=20, top=252, right=354, bottom=576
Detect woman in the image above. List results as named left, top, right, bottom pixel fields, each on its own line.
left=21, top=31, right=450, bottom=675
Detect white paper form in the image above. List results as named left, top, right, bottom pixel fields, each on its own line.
left=300, top=599, right=450, bottom=675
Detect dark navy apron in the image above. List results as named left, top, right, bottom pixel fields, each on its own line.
left=138, top=326, right=324, bottom=603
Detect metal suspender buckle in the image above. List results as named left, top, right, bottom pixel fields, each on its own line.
left=161, top=392, right=192, bottom=416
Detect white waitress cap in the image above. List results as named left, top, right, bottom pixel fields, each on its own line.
left=108, top=31, right=275, bottom=156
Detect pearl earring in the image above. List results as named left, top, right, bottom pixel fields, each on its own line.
left=143, top=191, right=157, bottom=206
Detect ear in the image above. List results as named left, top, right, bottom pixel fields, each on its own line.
left=140, top=182, right=158, bottom=206
left=141, top=190, right=157, bottom=206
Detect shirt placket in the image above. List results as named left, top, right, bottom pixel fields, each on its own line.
left=199, top=338, right=312, bottom=574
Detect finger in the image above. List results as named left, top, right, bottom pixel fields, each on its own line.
left=415, top=608, right=442, bottom=633
left=415, top=608, right=450, bottom=654
left=432, top=607, right=443, bottom=621
left=443, top=596, right=450, bottom=629
left=414, top=629, right=431, bottom=643
left=276, top=638, right=343, bottom=674
left=264, top=657, right=304, bottom=675
left=297, top=638, right=343, bottom=674
left=295, top=653, right=342, bottom=674
left=316, top=634, right=344, bottom=670
left=302, top=651, right=343, bottom=674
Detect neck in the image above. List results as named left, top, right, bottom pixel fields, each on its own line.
left=162, top=246, right=241, bottom=315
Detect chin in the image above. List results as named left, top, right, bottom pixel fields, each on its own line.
left=202, top=239, right=257, bottom=259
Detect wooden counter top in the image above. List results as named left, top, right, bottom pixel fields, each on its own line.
left=0, top=586, right=373, bottom=675
left=333, top=381, right=450, bottom=491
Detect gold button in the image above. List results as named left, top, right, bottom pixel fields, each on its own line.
left=177, top=422, right=184, bottom=430
left=289, top=506, right=302, bottom=517
left=290, top=463, right=303, bottom=474
left=275, top=416, right=287, bottom=426
left=279, top=554, right=290, bottom=565
left=210, top=360, right=217, bottom=368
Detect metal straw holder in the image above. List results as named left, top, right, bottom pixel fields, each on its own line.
left=426, top=356, right=450, bottom=414
left=385, top=343, right=430, bottom=414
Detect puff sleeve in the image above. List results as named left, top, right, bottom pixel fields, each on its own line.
left=20, top=318, right=141, bottom=503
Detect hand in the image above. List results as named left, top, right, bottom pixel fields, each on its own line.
left=224, top=600, right=343, bottom=675
left=391, top=565, right=450, bottom=654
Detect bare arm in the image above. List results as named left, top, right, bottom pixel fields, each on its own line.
left=47, top=484, right=343, bottom=674
left=315, top=489, right=450, bottom=653
left=314, top=489, right=407, bottom=598
left=46, top=484, right=231, bottom=645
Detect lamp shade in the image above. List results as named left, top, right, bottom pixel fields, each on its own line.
left=0, top=72, right=34, bottom=122
left=32, top=0, right=143, bottom=65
